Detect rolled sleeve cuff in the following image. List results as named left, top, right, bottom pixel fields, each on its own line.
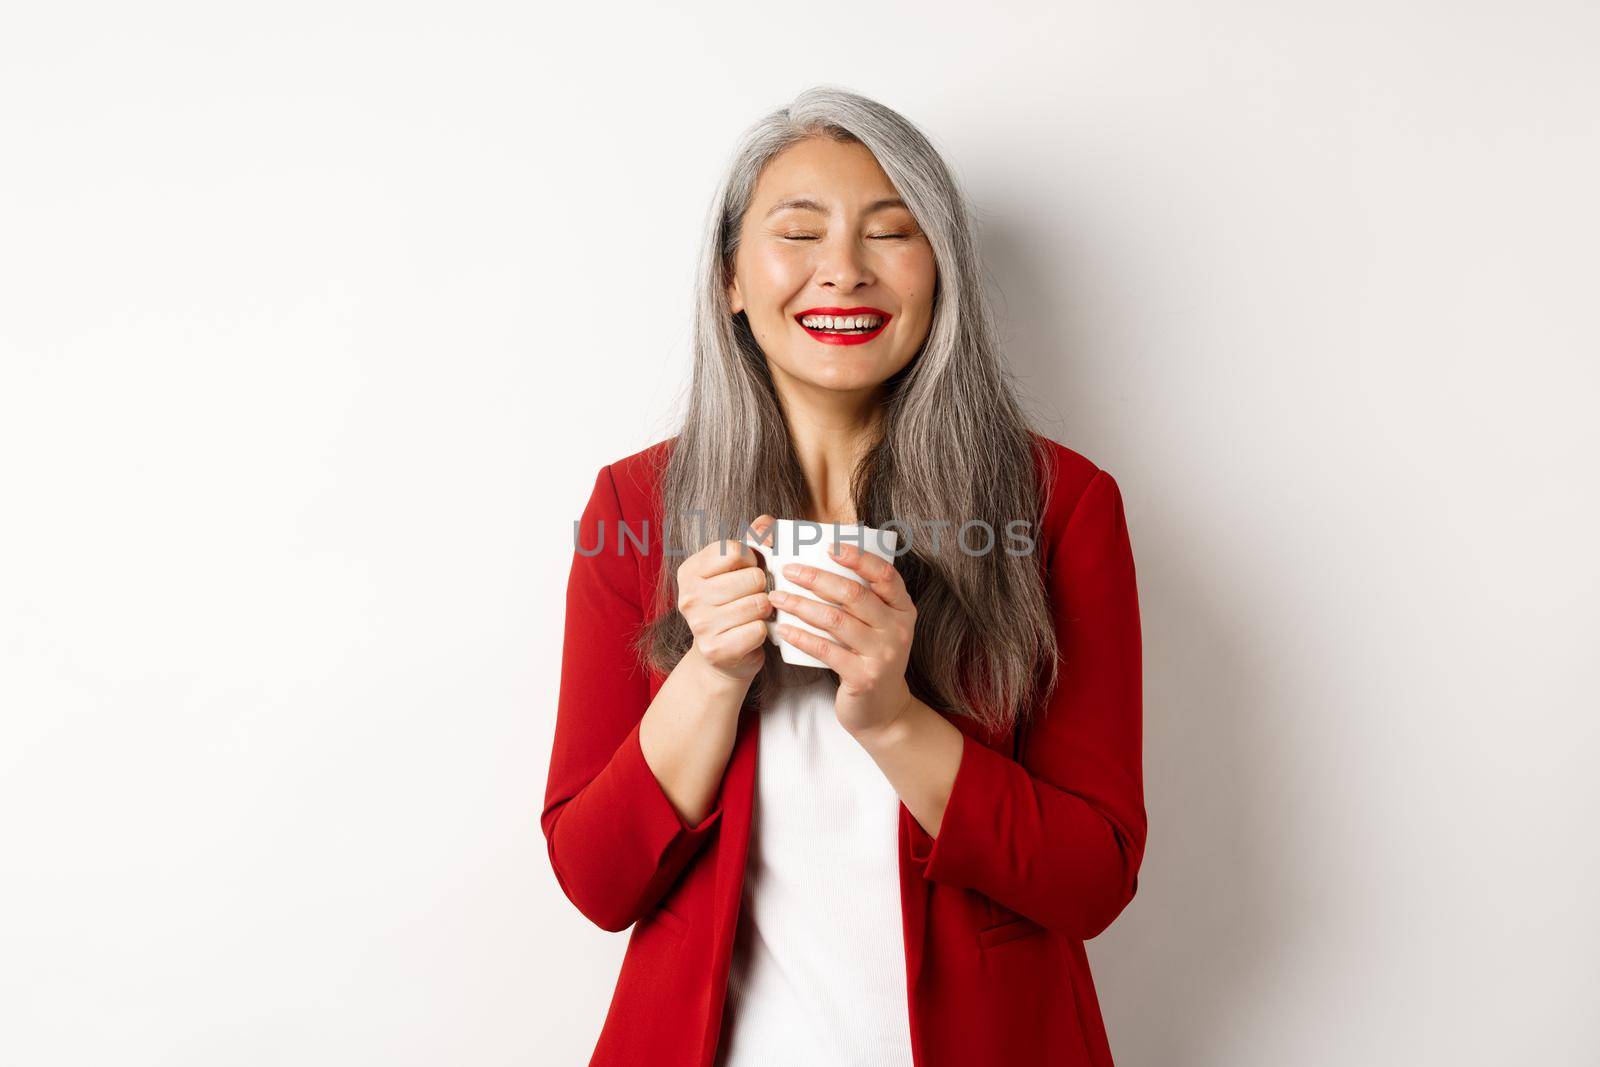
left=906, top=730, right=1008, bottom=887
left=613, top=718, right=725, bottom=861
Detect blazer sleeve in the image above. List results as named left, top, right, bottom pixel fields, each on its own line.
left=540, top=463, right=725, bottom=933
left=905, top=468, right=1146, bottom=941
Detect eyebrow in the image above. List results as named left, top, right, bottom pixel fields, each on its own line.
left=763, top=196, right=909, bottom=218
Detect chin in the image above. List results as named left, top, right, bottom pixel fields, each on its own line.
left=803, top=369, right=890, bottom=392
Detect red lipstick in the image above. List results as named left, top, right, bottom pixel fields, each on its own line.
left=793, top=306, right=892, bottom=346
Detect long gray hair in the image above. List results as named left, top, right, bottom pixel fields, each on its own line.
left=632, top=85, right=1062, bottom=735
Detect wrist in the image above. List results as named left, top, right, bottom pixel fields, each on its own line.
left=848, top=690, right=921, bottom=754
left=682, top=646, right=755, bottom=699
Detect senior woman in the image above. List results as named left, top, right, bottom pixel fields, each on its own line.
left=542, top=86, right=1145, bottom=1067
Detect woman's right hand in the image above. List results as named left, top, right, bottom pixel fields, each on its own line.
left=678, top=514, right=777, bottom=686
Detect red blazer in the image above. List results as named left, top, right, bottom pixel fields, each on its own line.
left=542, top=433, right=1146, bottom=1067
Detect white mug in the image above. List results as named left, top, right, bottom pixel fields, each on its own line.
left=744, top=519, right=900, bottom=668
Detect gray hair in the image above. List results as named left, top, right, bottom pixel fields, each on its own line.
left=633, top=85, right=1062, bottom=735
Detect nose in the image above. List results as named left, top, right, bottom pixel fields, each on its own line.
left=814, top=234, right=875, bottom=291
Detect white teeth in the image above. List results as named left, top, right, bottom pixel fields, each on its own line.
left=800, top=314, right=884, bottom=331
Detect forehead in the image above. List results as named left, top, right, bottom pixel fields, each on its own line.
left=750, top=137, right=908, bottom=216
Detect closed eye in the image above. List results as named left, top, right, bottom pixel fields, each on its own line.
left=781, top=233, right=910, bottom=241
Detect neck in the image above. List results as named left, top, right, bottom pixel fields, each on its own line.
left=771, top=380, right=885, bottom=526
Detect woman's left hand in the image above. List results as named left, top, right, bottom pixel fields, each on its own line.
left=771, top=541, right=918, bottom=740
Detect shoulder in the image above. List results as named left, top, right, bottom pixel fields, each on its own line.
left=595, top=436, right=677, bottom=521
left=1027, top=430, right=1107, bottom=524
left=1026, top=431, right=1133, bottom=569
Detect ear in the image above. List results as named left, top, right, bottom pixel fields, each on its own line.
left=726, top=273, right=744, bottom=315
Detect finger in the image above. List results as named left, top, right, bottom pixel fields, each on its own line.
left=702, top=564, right=769, bottom=607
left=698, top=538, right=764, bottom=578
left=825, top=541, right=916, bottom=612
left=779, top=560, right=888, bottom=624
left=705, top=617, right=770, bottom=662
left=711, top=590, right=774, bottom=635
left=776, top=621, right=853, bottom=670
left=743, top=515, right=778, bottom=577
left=770, top=588, right=869, bottom=651
left=749, top=514, right=777, bottom=545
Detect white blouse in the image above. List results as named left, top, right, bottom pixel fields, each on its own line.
left=716, top=674, right=915, bottom=1067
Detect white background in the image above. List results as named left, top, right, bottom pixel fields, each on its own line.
left=2, top=2, right=1596, bottom=1064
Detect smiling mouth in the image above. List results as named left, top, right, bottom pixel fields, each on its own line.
left=798, top=315, right=884, bottom=335
left=793, top=307, right=892, bottom=343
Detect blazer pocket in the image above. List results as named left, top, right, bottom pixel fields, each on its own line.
left=977, top=914, right=1046, bottom=950
left=643, top=904, right=689, bottom=942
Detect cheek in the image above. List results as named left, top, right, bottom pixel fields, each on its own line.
left=745, top=247, right=812, bottom=304
left=887, top=251, right=938, bottom=319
